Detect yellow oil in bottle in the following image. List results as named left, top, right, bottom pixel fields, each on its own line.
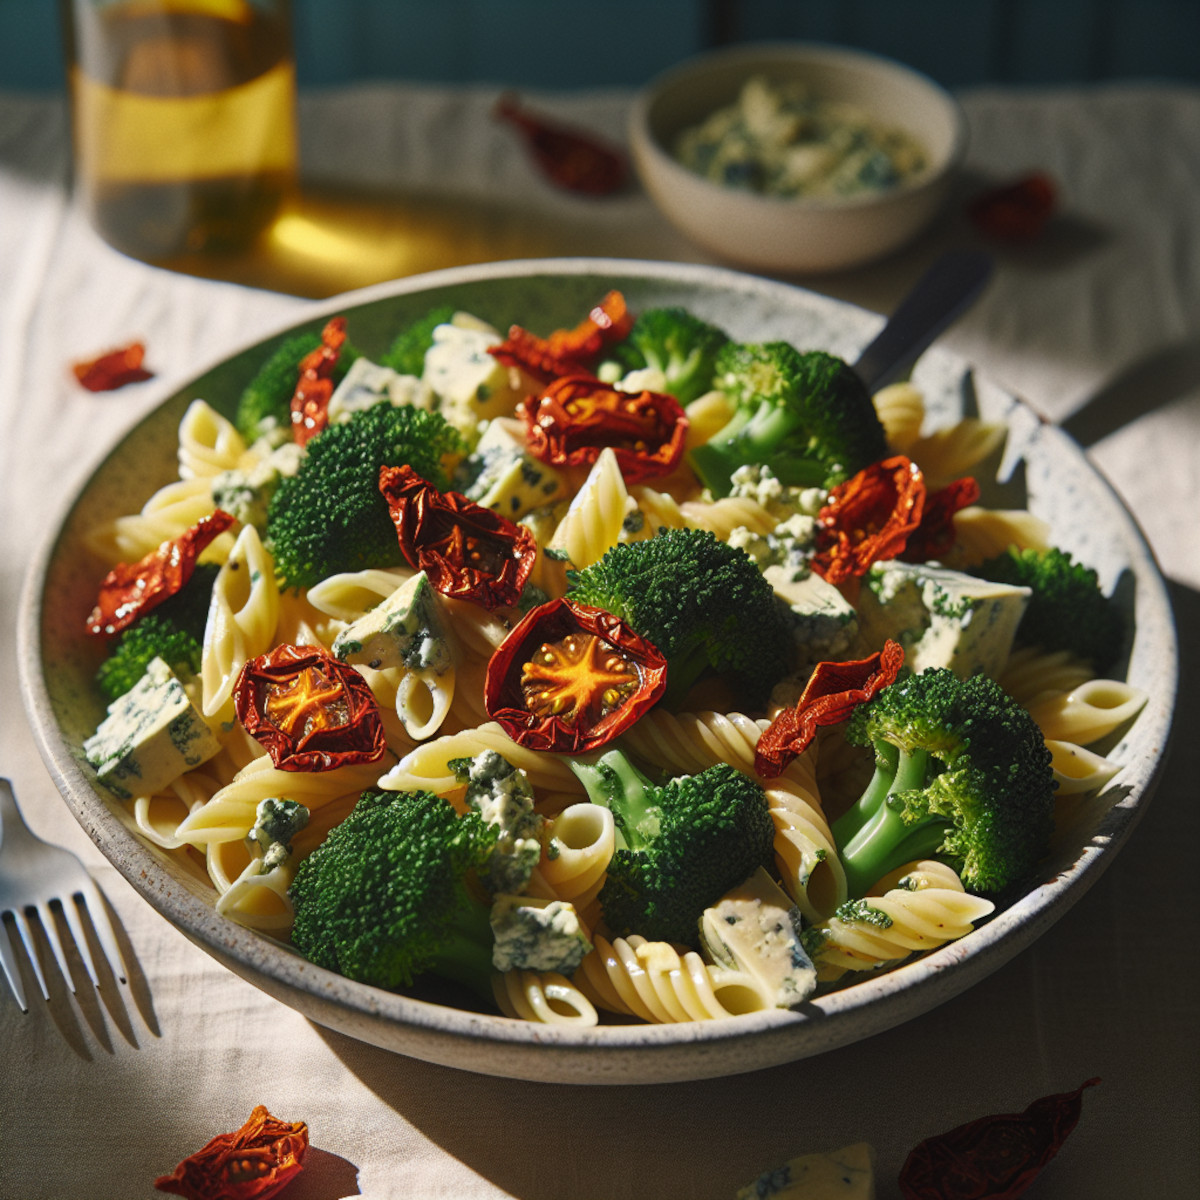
left=65, top=0, right=297, bottom=259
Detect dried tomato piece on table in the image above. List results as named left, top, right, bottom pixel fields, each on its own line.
left=519, top=375, right=688, bottom=484
left=379, top=464, right=537, bottom=609
left=899, top=1078, right=1100, bottom=1200
left=812, top=455, right=926, bottom=585
left=489, top=290, right=633, bottom=382
left=485, top=598, right=668, bottom=754
left=755, top=641, right=905, bottom=778
left=154, top=1104, right=308, bottom=1200
left=289, top=316, right=348, bottom=446
left=967, top=172, right=1057, bottom=243
left=234, top=644, right=386, bottom=772
left=72, top=340, right=154, bottom=391
left=494, top=93, right=628, bottom=196
left=85, top=509, right=235, bottom=637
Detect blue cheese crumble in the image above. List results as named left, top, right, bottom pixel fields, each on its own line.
left=83, top=656, right=222, bottom=800
left=858, top=559, right=1031, bottom=680
left=675, top=74, right=927, bottom=200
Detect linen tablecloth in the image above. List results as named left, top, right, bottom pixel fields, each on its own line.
left=1, top=82, right=1197, bottom=1199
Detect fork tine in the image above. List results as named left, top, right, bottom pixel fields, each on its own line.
left=74, top=877, right=128, bottom=985
left=0, top=919, right=30, bottom=1012
left=9, top=910, right=50, bottom=1002
left=35, top=902, right=78, bottom=995
left=58, top=896, right=102, bottom=988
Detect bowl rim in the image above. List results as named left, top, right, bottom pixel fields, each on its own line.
left=629, top=40, right=969, bottom=214
left=17, top=255, right=1179, bottom=1080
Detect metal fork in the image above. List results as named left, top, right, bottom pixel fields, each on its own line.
left=0, top=777, right=126, bottom=1011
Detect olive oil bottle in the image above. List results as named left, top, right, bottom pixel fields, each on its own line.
left=62, top=0, right=298, bottom=259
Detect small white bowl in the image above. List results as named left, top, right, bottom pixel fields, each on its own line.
left=629, top=42, right=967, bottom=273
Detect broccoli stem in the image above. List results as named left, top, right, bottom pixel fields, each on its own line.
left=569, top=749, right=661, bottom=851
left=834, top=743, right=950, bottom=898
left=425, top=900, right=497, bottom=1001
left=688, top=401, right=826, bottom=496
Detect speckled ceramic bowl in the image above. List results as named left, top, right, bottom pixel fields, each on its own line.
left=19, top=259, right=1177, bottom=1085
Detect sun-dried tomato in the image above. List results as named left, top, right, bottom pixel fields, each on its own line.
left=234, top=644, right=386, bottom=772
left=812, top=456, right=926, bottom=585
left=289, top=316, right=347, bottom=446
left=901, top=476, right=981, bottom=564
left=755, top=641, right=905, bottom=778
left=489, top=290, right=633, bottom=382
left=72, top=341, right=154, bottom=391
left=485, top=598, right=668, bottom=754
left=379, top=464, right=537, bottom=610
left=898, top=1078, right=1100, bottom=1199
left=154, top=1104, right=309, bottom=1200
left=967, top=172, right=1057, bottom=243
left=494, top=93, right=628, bottom=196
left=85, top=509, right=235, bottom=637
left=518, top=375, right=688, bottom=484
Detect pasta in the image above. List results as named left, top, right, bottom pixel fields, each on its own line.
left=492, top=969, right=599, bottom=1026
left=201, top=523, right=281, bottom=725
left=77, top=291, right=1149, bottom=1033
left=177, top=399, right=252, bottom=480
left=576, top=934, right=771, bottom=1022
left=1025, top=678, right=1148, bottom=746
left=805, top=860, right=996, bottom=982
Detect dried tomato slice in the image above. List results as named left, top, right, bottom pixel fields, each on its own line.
left=289, top=316, right=347, bottom=446
left=72, top=341, right=154, bottom=391
left=379, top=464, right=537, bottom=610
left=900, top=476, right=981, bottom=564
left=153, top=1104, right=309, bottom=1200
left=968, top=172, right=1057, bottom=243
left=518, top=375, right=688, bottom=483
left=485, top=599, right=667, bottom=754
left=489, top=290, right=633, bottom=382
left=898, top=1078, right=1100, bottom=1200
left=755, top=641, right=905, bottom=778
left=812, top=456, right=926, bottom=586
left=495, top=93, right=629, bottom=196
left=85, top=509, right=235, bottom=637
left=234, top=644, right=386, bottom=772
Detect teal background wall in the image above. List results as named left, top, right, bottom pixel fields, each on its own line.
left=6, top=0, right=1199, bottom=92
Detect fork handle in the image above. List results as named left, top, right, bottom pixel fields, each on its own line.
left=0, top=778, right=41, bottom=853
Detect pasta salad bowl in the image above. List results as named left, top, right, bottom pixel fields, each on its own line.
left=19, top=258, right=1177, bottom=1085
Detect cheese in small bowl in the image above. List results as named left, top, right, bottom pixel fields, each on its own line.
left=674, top=75, right=928, bottom=201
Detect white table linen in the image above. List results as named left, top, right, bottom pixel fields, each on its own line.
left=1, top=82, right=1197, bottom=1199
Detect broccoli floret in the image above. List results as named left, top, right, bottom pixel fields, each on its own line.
left=95, top=563, right=219, bottom=701
left=971, top=546, right=1125, bottom=673
left=379, top=305, right=456, bottom=377
left=265, top=403, right=464, bottom=590
left=599, top=306, right=730, bottom=404
left=451, top=751, right=546, bottom=895
left=489, top=894, right=591, bottom=974
left=831, top=668, right=1056, bottom=898
left=688, top=342, right=888, bottom=498
left=234, top=331, right=358, bottom=445
left=289, top=789, right=498, bottom=998
left=249, top=797, right=309, bottom=873
left=565, top=527, right=795, bottom=707
left=569, top=748, right=775, bottom=948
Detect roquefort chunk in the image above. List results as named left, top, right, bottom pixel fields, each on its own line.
left=455, top=417, right=567, bottom=520
left=735, top=1142, right=877, bottom=1200
left=490, top=894, right=592, bottom=974
left=84, top=657, right=222, bottom=800
left=331, top=571, right=453, bottom=674
left=858, top=560, right=1030, bottom=680
left=700, top=867, right=817, bottom=1009
left=326, top=355, right=433, bottom=424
